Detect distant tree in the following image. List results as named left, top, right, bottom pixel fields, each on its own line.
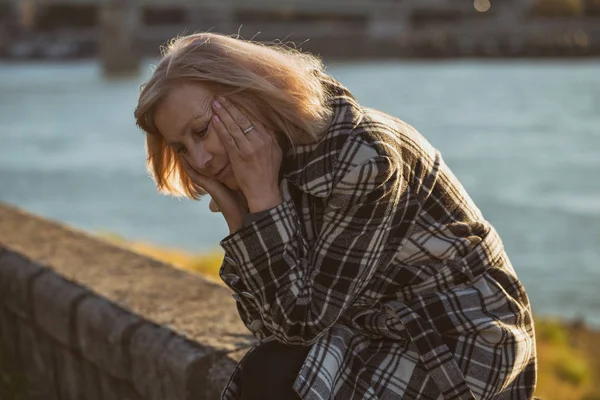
left=531, top=0, right=584, bottom=16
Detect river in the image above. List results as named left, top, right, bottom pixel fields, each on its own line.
left=1, top=59, right=599, bottom=325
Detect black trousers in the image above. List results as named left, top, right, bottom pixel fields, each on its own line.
left=239, top=339, right=311, bottom=400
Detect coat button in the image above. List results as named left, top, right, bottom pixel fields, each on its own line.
left=383, top=304, right=397, bottom=317
left=222, top=273, right=240, bottom=285
left=250, top=320, right=264, bottom=332
left=232, top=293, right=241, bottom=302
left=241, top=291, right=255, bottom=300
left=224, top=256, right=237, bottom=266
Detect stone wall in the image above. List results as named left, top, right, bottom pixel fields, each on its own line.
left=0, top=202, right=255, bottom=399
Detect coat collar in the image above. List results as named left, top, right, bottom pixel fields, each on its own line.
left=280, top=78, right=364, bottom=198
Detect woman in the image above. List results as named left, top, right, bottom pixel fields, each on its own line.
left=134, top=33, right=537, bottom=400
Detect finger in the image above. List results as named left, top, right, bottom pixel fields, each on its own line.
left=199, top=179, right=249, bottom=231
left=212, top=98, right=250, bottom=149
left=212, top=114, right=245, bottom=155
left=217, top=97, right=255, bottom=135
left=180, top=156, right=222, bottom=197
left=251, top=119, right=274, bottom=140
left=180, top=156, right=204, bottom=184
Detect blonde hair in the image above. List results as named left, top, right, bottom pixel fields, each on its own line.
left=134, top=32, right=334, bottom=199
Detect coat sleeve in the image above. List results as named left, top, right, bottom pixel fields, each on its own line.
left=220, top=153, right=405, bottom=345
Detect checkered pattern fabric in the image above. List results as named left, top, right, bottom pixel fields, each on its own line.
left=219, top=77, right=537, bottom=400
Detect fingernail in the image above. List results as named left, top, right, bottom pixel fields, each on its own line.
left=213, top=115, right=220, bottom=123
left=213, top=100, right=222, bottom=109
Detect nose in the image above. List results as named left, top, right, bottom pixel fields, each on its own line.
left=185, top=146, right=213, bottom=174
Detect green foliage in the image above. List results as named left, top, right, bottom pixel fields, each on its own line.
left=555, top=353, right=590, bottom=385
left=536, top=319, right=592, bottom=388
left=536, top=319, right=568, bottom=345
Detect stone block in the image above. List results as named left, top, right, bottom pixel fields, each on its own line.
left=76, top=296, right=142, bottom=381
left=99, top=372, right=143, bottom=400
left=54, top=348, right=81, bottom=400
left=80, top=355, right=103, bottom=400
left=206, top=348, right=250, bottom=399
left=165, top=334, right=214, bottom=400
left=130, top=324, right=213, bottom=400
left=129, top=323, right=173, bottom=400
left=0, top=204, right=255, bottom=399
left=32, top=272, right=88, bottom=348
left=0, top=204, right=251, bottom=356
left=17, top=319, right=59, bottom=400
left=98, top=372, right=121, bottom=400
left=0, top=307, right=20, bottom=363
left=0, top=251, right=45, bottom=318
left=54, top=348, right=101, bottom=400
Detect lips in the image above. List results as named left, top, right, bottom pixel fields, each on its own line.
left=216, top=164, right=229, bottom=179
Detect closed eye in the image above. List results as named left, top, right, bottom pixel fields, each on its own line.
left=193, top=127, right=208, bottom=139
left=193, top=121, right=210, bottom=139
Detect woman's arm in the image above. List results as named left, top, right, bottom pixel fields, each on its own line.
left=220, top=146, right=406, bottom=345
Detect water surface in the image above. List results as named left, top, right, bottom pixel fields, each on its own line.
left=1, top=59, right=599, bottom=325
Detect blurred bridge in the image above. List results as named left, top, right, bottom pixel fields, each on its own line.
left=0, top=0, right=425, bottom=73
left=1, top=0, right=416, bottom=73
left=7, top=0, right=591, bottom=75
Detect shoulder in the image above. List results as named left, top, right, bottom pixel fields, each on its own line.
left=323, top=74, right=436, bottom=167
left=282, top=112, right=396, bottom=199
left=282, top=80, right=434, bottom=197
left=355, top=106, right=437, bottom=166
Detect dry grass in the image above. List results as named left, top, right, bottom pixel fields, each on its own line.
left=98, top=231, right=224, bottom=280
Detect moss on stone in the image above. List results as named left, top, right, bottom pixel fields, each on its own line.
left=0, top=344, right=28, bottom=400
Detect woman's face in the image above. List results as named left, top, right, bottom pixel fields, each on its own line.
left=154, top=83, right=239, bottom=191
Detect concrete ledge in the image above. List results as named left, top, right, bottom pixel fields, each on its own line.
left=0, top=202, right=254, bottom=399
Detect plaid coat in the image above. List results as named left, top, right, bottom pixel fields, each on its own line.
left=219, top=77, right=537, bottom=399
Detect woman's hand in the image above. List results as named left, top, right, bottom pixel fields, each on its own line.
left=211, top=97, right=283, bottom=213
left=180, top=157, right=248, bottom=234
